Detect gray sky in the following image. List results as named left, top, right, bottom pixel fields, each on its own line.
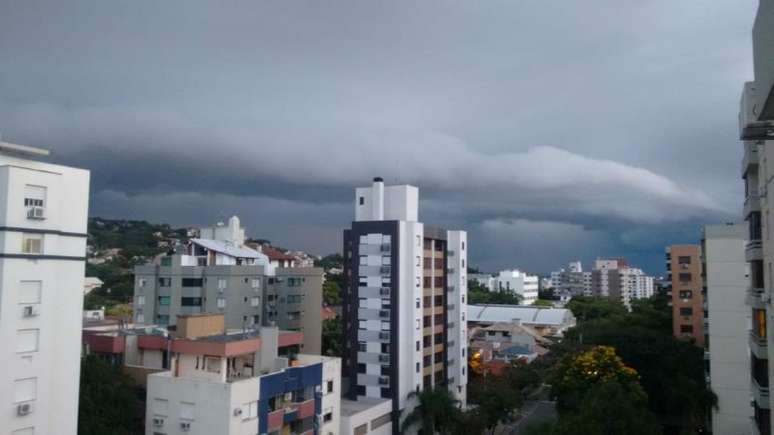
left=0, top=0, right=758, bottom=274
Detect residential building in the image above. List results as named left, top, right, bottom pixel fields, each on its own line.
left=666, top=245, right=705, bottom=345
left=702, top=224, right=752, bottom=434
left=470, top=270, right=539, bottom=305
left=0, top=141, right=90, bottom=435
left=140, top=314, right=340, bottom=435
left=590, top=258, right=654, bottom=309
left=740, top=1, right=774, bottom=432
left=341, top=178, right=468, bottom=433
left=133, top=216, right=324, bottom=354
left=492, top=270, right=539, bottom=305
left=469, top=321, right=549, bottom=366
left=467, top=304, right=577, bottom=337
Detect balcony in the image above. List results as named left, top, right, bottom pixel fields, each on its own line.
left=753, top=378, right=771, bottom=409
left=746, top=194, right=762, bottom=217
left=751, top=331, right=769, bottom=359
left=748, top=287, right=768, bottom=309
left=742, top=141, right=762, bottom=176
left=747, top=240, right=764, bottom=262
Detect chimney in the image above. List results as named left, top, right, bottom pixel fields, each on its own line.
left=372, top=177, right=384, bottom=220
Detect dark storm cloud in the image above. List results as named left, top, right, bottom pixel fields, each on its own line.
left=0, top=0, right=757, bottom=273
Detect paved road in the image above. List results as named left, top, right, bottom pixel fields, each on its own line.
left=507, top=400, right=557, bottom=434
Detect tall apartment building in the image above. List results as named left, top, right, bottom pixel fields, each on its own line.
left=134, top=216, right=324, bottom=354
left=702, top=224, right=752, bottom=434
left=342, top=178, right=468, bottom=433
left=740, top=1, right=774, bottom=433
left=0, top=142, right=90, bottom=435
left=590, top=258, right=653, bottom=309
left=666, top=245, right=705, bottom=346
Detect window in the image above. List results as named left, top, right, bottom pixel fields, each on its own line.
left=242, top=400, right=258, bottom=420
left=182, top=278, right=203, bottom=287
left=158, top=277, right=171, bottom=287
left=680, top=325, right=693, bottom=333
left=21, top=234, right=42, bottom=254
left=16, top=329, right=39, bottom=353
left=14, top=378, right=36, bottom=403
left=679, top=307, right=693, bottom=316
left=19, top=281, right=42, bottom=304
left=181, top=297, right=202, bottom=307
left=158, top=296, right=171, bottom=306
left=679, top=290, right=693, bottom=299
left=24, top=184, right=46, bottom=208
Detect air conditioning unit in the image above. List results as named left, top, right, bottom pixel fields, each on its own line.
left=180, top=421, right=191, bottom=431
left=233, top=408, right=243, bottom=417
left=740, top=81, right=774, bottom=140
left=26, top=207, right=45, bottom=220
left=152, top=418, right=164, bottom=428
left=22, top=305, right=39, bottom=317
left=16, top=403, right=31, bottom=416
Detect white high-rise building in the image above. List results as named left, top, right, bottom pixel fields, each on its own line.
left=342, top=178, right=468, bottom=433
left=702, top=224, right=752, bottom=434
left=0, top=142, right=90, bottom=435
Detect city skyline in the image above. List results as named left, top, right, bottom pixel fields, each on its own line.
left=0, top=0, right=759, bottom=275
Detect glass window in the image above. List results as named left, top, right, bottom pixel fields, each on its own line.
left=21, top=234, right=42, bottom=254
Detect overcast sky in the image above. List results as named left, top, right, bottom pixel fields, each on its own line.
left=0, top=0, right=758, bottom=274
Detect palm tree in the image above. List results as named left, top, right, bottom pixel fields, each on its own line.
left=400, top=387, right=461, bottom=434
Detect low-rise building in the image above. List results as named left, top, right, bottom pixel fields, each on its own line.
left=130, top=314, right=339, bottom=435
left=467, top=304, right=577, bottom=337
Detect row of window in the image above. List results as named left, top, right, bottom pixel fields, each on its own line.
left=152, top=277, right=262, bottom=289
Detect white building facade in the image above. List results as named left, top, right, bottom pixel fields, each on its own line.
left=0, top=142, right=90, bottom=435
left=702, top=224, right=753, bottom=434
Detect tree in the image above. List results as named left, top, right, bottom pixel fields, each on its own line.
left=401, top=388, right=460, bottom=434
left=321, top=318, right=342, bottom=356
left=469, top=376, right=522, bottom=434
left=78, top=355, right=144, bottom=435
left=566, top=296, right=627, bottom=323
left=549, top=346, right=660, bottom=434
left=322, top=279, right=342, bottom=306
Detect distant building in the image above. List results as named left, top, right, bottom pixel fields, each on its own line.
left=0, top=141, right=90, bottom=435
left=702, top=224, right=752, bottom=434
left=591, top=258, right=654, bottom=309
left=341, top=178, right=468, bottom=433
left=133, top=216, right=324, bottom=354
left=666, top=245, right=704, bottom=346
left=467, top=304, right=577, bottom=337
left=492, top=270, right=539, bottom=305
